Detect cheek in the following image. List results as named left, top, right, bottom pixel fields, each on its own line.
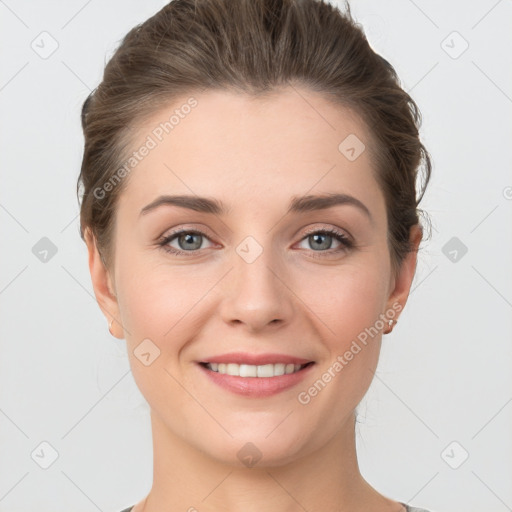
left=114, top=263, right=201, bottom=412
left=294, top=265, right=387, bottom=411
left=117, top=247, right=390, bottom=353
left=295, top=260, right=389, bottom=343
left=294, top=259, right=389, bottom=397
left=117, top=264, right=204, bottom=340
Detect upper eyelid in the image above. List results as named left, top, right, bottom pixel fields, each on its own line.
left=300, top=225, right=352, bottom=240
left=161, top=224, right=349, bottom=238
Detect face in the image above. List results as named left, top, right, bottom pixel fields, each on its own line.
left=87, top=86, right=420, bottom=467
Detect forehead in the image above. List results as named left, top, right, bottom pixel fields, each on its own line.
left=117, top=86, right=385, bottom=221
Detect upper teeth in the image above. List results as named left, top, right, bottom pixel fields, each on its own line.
left=206, top=362, right=304, bottom=377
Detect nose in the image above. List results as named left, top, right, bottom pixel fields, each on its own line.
left=218, top=241, right=294, bottom=333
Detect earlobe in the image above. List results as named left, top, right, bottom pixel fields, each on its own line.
left=84, top=228, right=123, bottom=339
left=386, top=224, right=423, bottom=317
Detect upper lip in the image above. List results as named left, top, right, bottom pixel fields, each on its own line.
left=199, top=352, right=314, bottom=365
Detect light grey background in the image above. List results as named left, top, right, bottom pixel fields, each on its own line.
left=1, top=1, right=511, bottom=511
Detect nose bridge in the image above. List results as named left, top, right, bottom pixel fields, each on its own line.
left=218, top=234, right=293, bottom=330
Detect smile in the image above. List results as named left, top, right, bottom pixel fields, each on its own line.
left=202, top=362, right=312, bottom=378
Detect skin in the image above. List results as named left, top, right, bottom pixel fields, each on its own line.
left=86, top=86, right=422, bottom=512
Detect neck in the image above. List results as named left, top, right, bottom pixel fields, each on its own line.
left=136, top=409, right=399, bottom=512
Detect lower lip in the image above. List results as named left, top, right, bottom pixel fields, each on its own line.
left=197, top=363, right=315, bottom=397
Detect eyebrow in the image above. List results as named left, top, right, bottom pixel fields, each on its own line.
left=139, top=193, right=372, bottom=221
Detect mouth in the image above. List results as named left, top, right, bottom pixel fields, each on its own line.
left=199, top=361, right=314, bottom=378
left=197, top=359, right=316, bottom=397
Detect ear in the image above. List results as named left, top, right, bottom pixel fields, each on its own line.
left=385, top=224, right=423, bottom=315
left=84, top=228, right=123, bottom=339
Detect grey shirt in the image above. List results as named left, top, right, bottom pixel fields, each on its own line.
left=120, top=503, right=433, bottom=511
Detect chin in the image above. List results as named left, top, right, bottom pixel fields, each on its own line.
left=202, top=430, right=309, bottom=470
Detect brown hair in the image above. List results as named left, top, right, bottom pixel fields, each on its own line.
left=77, top=0, right=431, bottom=275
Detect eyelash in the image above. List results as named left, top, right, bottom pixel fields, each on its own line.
left=157, top=227, right=354, bottom=259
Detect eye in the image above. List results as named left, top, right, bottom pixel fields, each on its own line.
left=158, top=229, right=214, bottom=256
left=296, top=227, right=353, bottom=256
left=158, top=226, right=354, bottom=258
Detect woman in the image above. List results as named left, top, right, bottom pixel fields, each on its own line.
left=77, top=0, right=434, bottom=511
